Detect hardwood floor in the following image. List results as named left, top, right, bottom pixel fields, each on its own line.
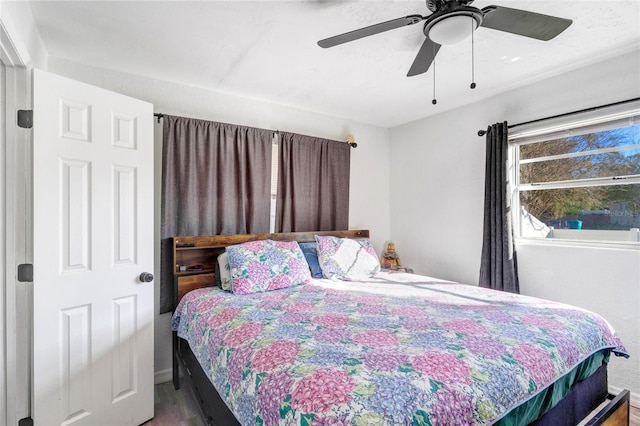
left=631, top=403, right=640, bottom=426
left=143, top=380, right=204, bottom=425
left=145, top=381, right=640, bottom=426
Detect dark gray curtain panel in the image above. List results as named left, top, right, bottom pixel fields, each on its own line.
left=479, top=122, right=519, bottom=293
left=275, top=132, right=350, bottom=232
left=160, top=115, right=272, bottom=313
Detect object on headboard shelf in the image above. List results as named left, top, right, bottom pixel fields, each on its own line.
left=381, top=242, right=401, bottom=269
left=187, top=264, right=205, bottom=271
left=176, top=243, right=195, bottom=248
left=381, top=242, right=413, bottom=273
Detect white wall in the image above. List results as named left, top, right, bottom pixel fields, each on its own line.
left=47, top=57, right=391, bottom=382
left=389, top=49, right=640, bottom=403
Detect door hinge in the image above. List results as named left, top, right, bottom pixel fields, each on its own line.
left=17, top=263, right=33, bottom=282
left=17, top=110, right=33, bottom=129
left=18, top=417, right=34, bottom=426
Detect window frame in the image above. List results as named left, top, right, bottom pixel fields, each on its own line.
left=510, top=100, right=640, bottom=249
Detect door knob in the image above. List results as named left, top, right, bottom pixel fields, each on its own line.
left=139, top=272, right=154, bottom=282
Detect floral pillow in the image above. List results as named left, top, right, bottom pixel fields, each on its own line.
left=315, top=235, right=381, bottom=280
left=226, top=239, right=311, bottom=295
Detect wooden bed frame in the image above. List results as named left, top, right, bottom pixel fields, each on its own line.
left=170, top=230, right=630, bottom=426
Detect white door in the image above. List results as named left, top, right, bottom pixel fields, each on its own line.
left=32, top=69, right=154, bottom=425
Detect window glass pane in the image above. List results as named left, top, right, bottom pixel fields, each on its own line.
left=520, top=147, right=640, bottom=184
left=520, top=184, right=640, bottom=231
left=520, top=125, right=640, bottom=160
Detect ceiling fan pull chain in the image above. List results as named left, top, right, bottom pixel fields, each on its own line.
left=470, top=18, right=477, bottom=90
left=432, top=44, right=437, bottom=105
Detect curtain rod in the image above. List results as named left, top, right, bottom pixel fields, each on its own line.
left=476, top=97, right=640, bottom=137
left=152, top=113, right=357, bottom=148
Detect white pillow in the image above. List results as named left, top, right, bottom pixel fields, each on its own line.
left=218, top=252, right=232, bottom=291
left=315, top=235, right=380, bottom=280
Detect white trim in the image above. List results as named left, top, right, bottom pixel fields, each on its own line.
left=0, top=20, right=26, bottom=68
left=608, top=384, right=639, bottom=409
left=519, top=175, right=640, bottom=191
left=515, top=237, right=640, bottom=252
left=0, top=56, right=5, bottom=426
left=154, top=368, right=174, bottom=385
left=519, top=143, right=640, bottom=165
left=509, top=100, right=640, bottom=143
left=0, top=13, right=32, bottom=426
left=3, top=65, right=31, bottom=426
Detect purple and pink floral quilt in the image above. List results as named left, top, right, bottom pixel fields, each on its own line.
left=172, top=272, right=627, bottom=426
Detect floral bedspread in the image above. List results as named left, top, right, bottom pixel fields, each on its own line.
left=172, top=272, right=627, bottom=426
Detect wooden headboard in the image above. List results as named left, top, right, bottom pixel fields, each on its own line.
left=172, top=229, right=370, bottom=306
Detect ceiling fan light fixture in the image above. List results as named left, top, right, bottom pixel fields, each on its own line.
left=427, top=12, right=481, bottom=45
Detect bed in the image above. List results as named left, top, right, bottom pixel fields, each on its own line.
left=170, top=230, right=630, bottom=426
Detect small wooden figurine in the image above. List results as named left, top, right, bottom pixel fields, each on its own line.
left=381, top=242, right=402, bottom=270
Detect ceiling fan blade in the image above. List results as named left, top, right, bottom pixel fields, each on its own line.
left=318, top=15, right=425, bottom=48
left=481, top=6, right=572, bottom=41
left=407, top=38, right=441, bottom=77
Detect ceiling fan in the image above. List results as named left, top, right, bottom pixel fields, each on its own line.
left=317, top=0, right=572, bottom=77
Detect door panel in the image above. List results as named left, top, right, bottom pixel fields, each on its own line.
left=33, top=69, right=154, bottom=425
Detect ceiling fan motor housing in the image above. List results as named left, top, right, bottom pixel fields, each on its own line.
left=428, top=0, right=475, bottom=13
left=423, top=6, right=484, bottom=44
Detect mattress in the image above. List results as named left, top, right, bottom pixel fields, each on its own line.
left=172, top=272, right=628, bottom=425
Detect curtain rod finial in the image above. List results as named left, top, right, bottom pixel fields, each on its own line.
left=346, top=134, right=357, bottom=148
left=478, top=129, right=487, bottom=137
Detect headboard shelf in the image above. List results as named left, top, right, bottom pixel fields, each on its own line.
left=174, top=269, right=216, bottom=277
left=171, top=229, right=370, bottom=307
left=174, top=229, right=368, bottom=249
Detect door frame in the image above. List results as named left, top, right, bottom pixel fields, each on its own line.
left=0, top=17, right=33, bottom=426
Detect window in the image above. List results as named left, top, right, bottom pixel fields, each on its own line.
left=511, top=101, right=640, bottom=245
left=269, top=134, right=279, bottom=233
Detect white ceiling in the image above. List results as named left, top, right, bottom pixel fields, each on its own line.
left=28, top=1, right=640, bottom=128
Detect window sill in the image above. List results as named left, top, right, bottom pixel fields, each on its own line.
left=515, top=237, right=640, bottom=251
